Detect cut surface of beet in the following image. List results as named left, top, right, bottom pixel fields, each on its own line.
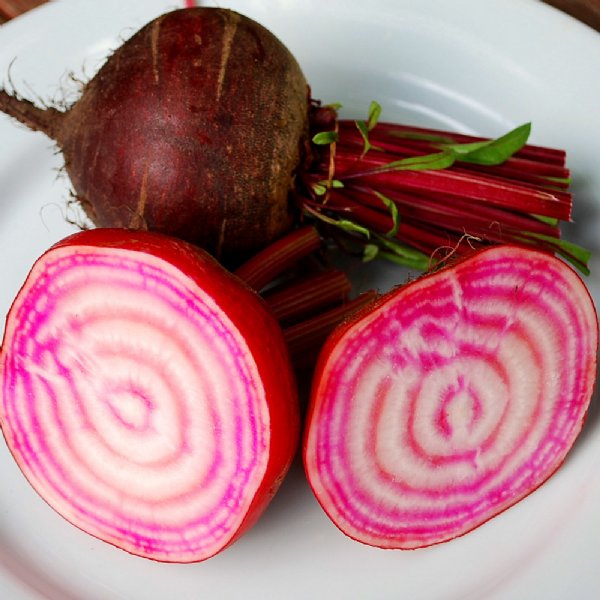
left=303, top=246, right=598, bottom=549
left=0, top=229, right=299, bottom=562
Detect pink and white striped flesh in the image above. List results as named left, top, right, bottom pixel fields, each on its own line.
left=304, top=245, right=598, bottom=549
left=0, top=229, right=299, bottom=562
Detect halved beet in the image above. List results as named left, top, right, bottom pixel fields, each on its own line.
left=0, top=228, right=299, bottom=562
left=303, top=245, right=598, bottom=549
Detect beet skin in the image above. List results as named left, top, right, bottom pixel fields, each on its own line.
left=0, top=8, right=310, bottom=261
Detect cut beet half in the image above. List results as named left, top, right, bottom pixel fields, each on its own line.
left=303, top=246, right=598, bottom=549
left=0, top=229, right=299, bottom=562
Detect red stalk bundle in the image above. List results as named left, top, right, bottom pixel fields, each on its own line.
left=304, top=246, right=598, bottom=549
left=233, top=226, right=379, bottom=369
left=300, top=103, right=587, bottom=273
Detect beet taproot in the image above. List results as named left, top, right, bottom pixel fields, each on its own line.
left=0, top=8, right=309, bottom=261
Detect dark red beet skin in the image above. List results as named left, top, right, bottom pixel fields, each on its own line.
left=0, top=8, right=310, bottom=261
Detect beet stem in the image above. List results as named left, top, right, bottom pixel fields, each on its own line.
left=263, top=269, right=352, bottom=324
left=332, top=157, right=571, bottom=221
left=337, top=120, right=568, bottom=165
left=234, top=226, right=321, bottom=291
left=304, top=106, right=588, bottom=272
left=283, top=291, right=379, bottom=369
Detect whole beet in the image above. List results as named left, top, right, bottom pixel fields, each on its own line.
left=0, top=8, right=309, bottom=261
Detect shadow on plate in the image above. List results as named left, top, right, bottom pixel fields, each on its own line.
left=0, top=534, right=82, bottom=600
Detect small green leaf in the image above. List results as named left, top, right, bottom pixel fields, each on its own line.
left=543, top=176, right=572, bottom=185
left=383, top=150, right=456, bottom=171
left=356, top=119, right=372, bottom=155
left=531, top=214, right=559, bottom=226
left=552, top=237, right=591, bottom=264
left=362, top=244, right=380, bottom=262
left=304, top=207, right=371, bottom=239
left=316, top=179, right=344, bottom=189
left=390, top=124, right=531, bottom=167
left=367, top=100, right=382, bottom=131
left=377, top=249, right=432, bottom=271
left=391, top=130, right=456, bottom=144
left=374, top=191, right=400, bottom=237
left=326, top=102, right=343, bottom=111
left=374, top=235, right=431, bottom=270
left=336, top=219, right=371, bottom=238
left=313, top=179, right=344, bottom=196
left=355, top=101, right=383, bottom=156
left=312, top=131, right=339, bottom=145
left=312, top=183, right=327, bottom=196
left=441, top=123, right=531, bottom=166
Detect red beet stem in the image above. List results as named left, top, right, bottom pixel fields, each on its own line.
left=263, top=269, right=352, bottom=324
left=335, top=125, right=570, bottom=182
left=317, top=195, right=466, bottom=257
left=303, top=105, right=586, bottom=272
left=337, top=120, right=568, bottom=166
left=234, top=226, right=321, bottom=291
left=232, top=225, right=363, bottom=363
left=322, top=189, right=576, bottom=267
left=336, top=187, right=562, bottom=240
left=332, top=155, right=571, bottom=221
left=453, top=163, right=570, bottom=191
left=283, top=291, right=379, bottom=369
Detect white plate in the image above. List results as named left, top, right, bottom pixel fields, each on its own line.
left=1, top=1, right=599, bottom=599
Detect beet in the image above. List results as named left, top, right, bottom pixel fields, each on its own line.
left=0, top=228, right=300, bottom=562
left=0, top=7, right=587, bottom=275
left=304, top=245, right=598, bottom=549
left=0, top=8, right=309, bottom=261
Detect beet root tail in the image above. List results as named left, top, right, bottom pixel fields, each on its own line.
left=0, top=88, right=63, bottom=139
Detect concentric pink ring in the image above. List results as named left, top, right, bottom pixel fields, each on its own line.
left=305, top=247, right=598, bottom=548
left=1, top=246, right=270, bottom=561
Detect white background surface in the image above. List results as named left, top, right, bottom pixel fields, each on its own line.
left=0, top=1, right=599, bottom=598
